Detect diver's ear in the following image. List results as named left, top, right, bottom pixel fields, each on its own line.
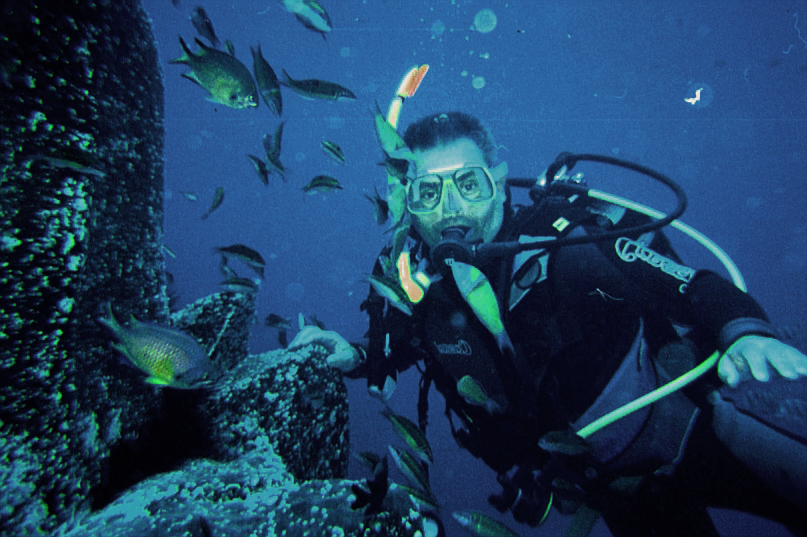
left=490, top=161, right=508, bottom=186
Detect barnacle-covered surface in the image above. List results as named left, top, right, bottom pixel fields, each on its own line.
left=57, top=446, right=423, bottom=537
left=0, top=0, right=166, bottom=534
left=171, top=290, right=257, bottom=371
left=208, top=344, right=351, bottom=481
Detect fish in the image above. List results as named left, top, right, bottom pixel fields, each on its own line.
left=219, top=276, right=260, bottom=294
left=28, top=152, right=106, bottom=178
left=381, top=407, right=433, bottom=464
left=298, top=313, right=326, bottom=330
left=162, top=244, right=177, bottom=259
left=302, top=175, right=343, bottom=194
left=538, top=430, right=592, bottom=456
left=365, top=273, right=412, bottom=316
left=457, top=375, right=503, bottom=414
left=246, top=154, right=269, bottom=186
left=218, top=255, right=239, bottom=279
left=351, top=455, right=389, bottom=515
left=388, top=445, right=431, bottom=494
left=265, top=314, right=292, bottom=348
left=190, top=6, right=220, bottom=48
left=263, top=122, right=286, bottom=180
left=201, top=186, right=224, bottom=220
left=373, top=101, right=414, bottom=160
left=354, top=451, right=384, bottom=473
left=451, top=511, right=521, bottom=537
left=97, top=303, right=212, bottom=389
left=265, top=313, right=293, bottom=330
left=281, top=69, right=356, bottom=101
left=392, top=483, right=440, bottom=513
left=364, top=185, right=389, bottom=225
left=250, top=43, right=282, bottom=116
left=224, top=39, right=235, bottom=56
left=450, top=261, right=515, bottom=356
left=321, top=140, right=345, bottom=165
left=214, top=243, right=266, bottom=278
left=279, top=0, right=332, bottom=40
left=180, top=191, right=199, bottom=201
left=171, top=37, right=258, bottom=109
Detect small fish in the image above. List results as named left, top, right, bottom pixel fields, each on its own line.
left=180, top=191, right=199, bottom=201
left=302, top=175, right=343, bottom=194
left=162, top=244, right=177, bottom=259
left=354, top=451, right=384, bottom=473
left=351, top=455, right=388, bottom=515
left=214, top=243, right=266, bottom=278
left=281, top=69, right=356, bottom=101
left=220, top=276, right=260, bottom=294
left=246, top=154, right=269, bottom=186
left=373, top=101, right=414, bottom=160
left=224, top=39, right=235, bottom=56
left=29, top=153, right=105, bottom=178
left=277, top=329, right=288, bottom=348
left=364, top=185, right=389, bottom=225
left=263, top=121, right=286, bottom=180
left=279, top=0, right=332, bottom=40
left=251, top=44, right=282, bottom=116
left=456, top=375, right=503, bottom=414
left=365, top=273, right=412, bottom=316
left=298, top=313, right=326, bottom=330
left=450, top=261, right=514, bottom=356
left=265, top=313, right=292, bottom=330
left=538, top=430, right=592, bottom=456
left=381, top=407, right=433, bottom=464
left=218, top=255, right=239, bottom=279
left=321, top=140, right=345, bottom=164
left=171, top=37, right=258, bottom=109
left=190, top=6, right=220, bottom=48
left=97, top=303, right=212, bottom=389
left=201, top=186, right=224, bottom=220
left=392, top=483, right=440, bottom=513
left=451, top=511, right=521, bottom=537
left=388, top=445, right=431, bottom=494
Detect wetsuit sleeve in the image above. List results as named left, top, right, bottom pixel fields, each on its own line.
left=588, top=209, right=776, bottom=351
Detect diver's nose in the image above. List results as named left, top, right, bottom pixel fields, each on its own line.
left=442, top=182, right=463, bottom=213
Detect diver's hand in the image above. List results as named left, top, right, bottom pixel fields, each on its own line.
left=287, top=325, right=361, bottom=373
left=718, top=335, right=807, bottom=387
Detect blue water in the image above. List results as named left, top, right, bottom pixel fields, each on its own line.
left=142, top=1, right=807, bottom=535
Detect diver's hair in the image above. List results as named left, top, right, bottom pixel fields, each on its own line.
left=403, top=111, right=497, bottom=167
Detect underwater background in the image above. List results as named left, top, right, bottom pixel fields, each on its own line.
left=144, top=1, right=806, bottom=535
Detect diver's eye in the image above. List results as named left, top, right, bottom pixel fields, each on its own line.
left=455, top=171, right=482, bottom=199
left=419, top=184, right=439, bottom=202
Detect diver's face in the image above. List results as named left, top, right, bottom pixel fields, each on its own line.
left=408, top=138, right=505, bottom=249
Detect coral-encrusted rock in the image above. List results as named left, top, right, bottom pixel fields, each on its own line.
left=0, top=0, right=165, bottom=534
left=207, top=345, right=350, bottom=482
left=57, top=446, right=424, bottom=537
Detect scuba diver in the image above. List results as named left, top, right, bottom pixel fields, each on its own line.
left=290, top=77, right=807, bottom=535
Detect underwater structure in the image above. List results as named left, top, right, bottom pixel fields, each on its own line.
left=0, top=1, right=423, bottom=536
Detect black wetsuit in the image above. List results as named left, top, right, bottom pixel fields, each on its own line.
left=350, top=196, right=807, bottom=536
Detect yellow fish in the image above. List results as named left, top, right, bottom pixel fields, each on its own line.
left=98, top=304, right=212, bottom=388
left=171, top=37, right=258, bottom=109
left=450, top=261, right=514, bottom=355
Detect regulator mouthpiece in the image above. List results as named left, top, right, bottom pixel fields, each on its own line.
left=431, top=226, right=474, bottom=271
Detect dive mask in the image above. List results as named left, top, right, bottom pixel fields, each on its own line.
left=406, top=165, right=497, bottom=214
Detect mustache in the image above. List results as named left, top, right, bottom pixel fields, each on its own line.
left=438, top=218, right=474, bottom=230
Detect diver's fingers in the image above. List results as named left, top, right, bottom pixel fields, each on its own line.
left=326, top=348, right=360, bottom=372
left=718, top=354, right=742, bottom=387
left=764, top=342, right=807, bottom=379
left=287, top=325, right=326, bottom=350
left=743, top=346, right=771, bottom=382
